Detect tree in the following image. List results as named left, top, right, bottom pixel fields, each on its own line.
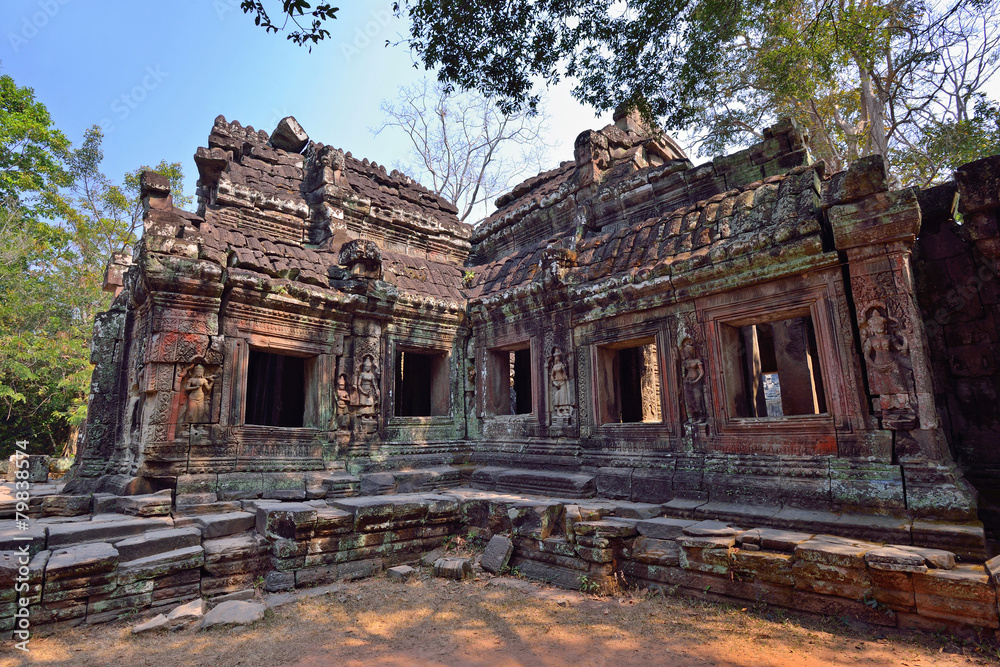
left=0, top=74, right=73, bottom=219
left=0, top=76, right=188, bottom=458
left=373, top=79, right=549, bottom=222
left=242, top=1, right=1000, bottom=184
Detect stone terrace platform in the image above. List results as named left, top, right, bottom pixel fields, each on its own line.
left=2, top=475, right=999, bottom=638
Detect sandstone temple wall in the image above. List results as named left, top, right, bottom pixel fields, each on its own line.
left=65, top=110, right=1000, bottom=536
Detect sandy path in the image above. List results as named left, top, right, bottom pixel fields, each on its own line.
left=5, top=574, right=997, bottom=666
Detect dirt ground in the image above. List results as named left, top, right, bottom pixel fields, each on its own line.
left=5, top=572, right=1000, bottom=667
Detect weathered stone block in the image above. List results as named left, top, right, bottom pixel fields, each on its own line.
left=41, top=495, right=92, bottom=518
left=739, top=528, right=813, bottom=553
left=331, top=496, right=426, bottom=532
left=264, top=570, right=295, bottom=592
left=732, top=550, right=795, bottom=587
left=193, top=512, right=255, bottom=539
left=629, top=537, right=680, bottom=566
left=45, top=542, right=119, bottom=580
left=509, top=502, right=564, bottom=539
left=794, top=536, right=875, bottom=569
left=912, top=565, right=999, bottom=627
left=114, top=527, right=202, bottom=562
left=256, top=503, right=317, bottom=540
left=47, top=517, right=172, bottom=549
left=387, top=565, right=416, bottom=581
left=829, top=188, right=920, bottom=250
left=573, top=519, right=637, bottom=539
left=117, top=546, right=205, bottom=584
left=217, top=472, right=263, bottom=500
left=270, top=116, right=309, bottom=153
left=480, top=535, right=514, bottom=574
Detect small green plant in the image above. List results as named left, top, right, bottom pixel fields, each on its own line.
left=462, top=270, right=475, bottom=284
left=579, top=575, right=600, bottom=594
left=253, top=574, right=266, bottom=592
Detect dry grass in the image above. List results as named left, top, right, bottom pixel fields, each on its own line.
left=5, top=572, right=1000, bottom=667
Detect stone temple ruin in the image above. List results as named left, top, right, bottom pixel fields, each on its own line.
left=4, top=110, right=1000, bottom=636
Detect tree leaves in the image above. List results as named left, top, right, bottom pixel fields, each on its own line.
left=0, top=76, right=189, bottom=457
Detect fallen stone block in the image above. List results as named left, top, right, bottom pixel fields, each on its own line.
left=421, top=548, right=446, bottom=566
left=200, top=600, right=265, bottom=629
left=167, top=597, right=204, bottom=623
left=480, top=536, right=514, bottom=574
left=434, top=557, right=472, bottom=580
left=387, top=565, right=416, bottom=581
left=132, top=613, right=169, bottom=634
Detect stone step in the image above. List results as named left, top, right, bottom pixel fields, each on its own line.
left=358, top=466, right=463, bottom=496
left=472, top=468, right=596, bottom=498
left=46, top=516, right=174, bottom=549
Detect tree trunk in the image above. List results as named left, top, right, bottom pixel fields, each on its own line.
left=858, top=60, right=888, bottom=158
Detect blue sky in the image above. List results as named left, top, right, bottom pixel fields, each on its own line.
left=1, top=0, right=614, bottom=222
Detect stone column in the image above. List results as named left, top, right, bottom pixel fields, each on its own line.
left=829, top=155, right=977, bottom=519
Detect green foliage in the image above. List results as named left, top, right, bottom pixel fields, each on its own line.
left=245, top=1, right=1000, bottom=185
left=239, top=1, right=339, bottom=49
left=0, top=75, right=187, bottom=459
left=0, top=75, right=73, bottom=219
left=892, top=96, right=1000, bottom=186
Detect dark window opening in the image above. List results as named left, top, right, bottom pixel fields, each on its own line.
left=598, top=340, right=662, bottom=424
left=729, top=316, right=826, bottom=418
left=245, top=350, right=306, bottom=427
left=486, top=344, right=533, bottom=416
left=511, top=348, right=533, bottom=415
left=394, top=350, right=449, bottom=417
